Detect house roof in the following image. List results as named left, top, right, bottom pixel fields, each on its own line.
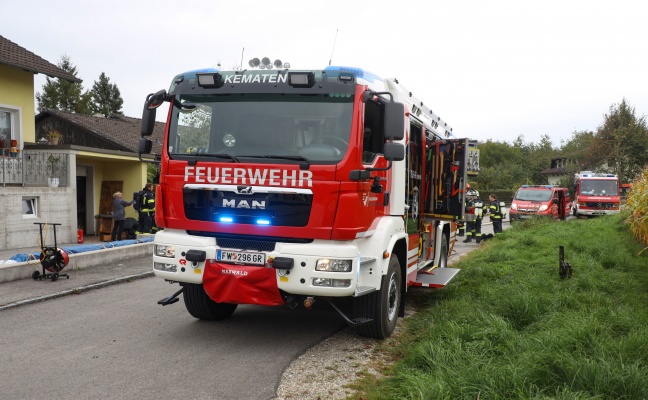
left=0, top=35, right=81, bottom=83
left=540, top=167, right=565, bottom=175
left=35, top=109, right=165, bottom=155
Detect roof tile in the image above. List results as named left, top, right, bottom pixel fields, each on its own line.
left=0, top=35, right=81, bottom=82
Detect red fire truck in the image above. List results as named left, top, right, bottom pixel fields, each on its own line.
left=138, top=66, right=469, bottom=339
left=572, top=171, right=620, bottom=217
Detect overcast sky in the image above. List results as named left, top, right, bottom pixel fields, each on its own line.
left=3, top=0, right=647, bottom=147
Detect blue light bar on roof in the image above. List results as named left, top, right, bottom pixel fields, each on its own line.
left=324, top=66, right=384, bottom=83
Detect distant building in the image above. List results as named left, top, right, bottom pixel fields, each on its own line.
left=0, top=35, right=163, bottom=248
left=540, top=157, right=576, bottom=185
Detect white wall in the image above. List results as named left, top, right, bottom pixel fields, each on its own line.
left=0, top=186, right=76, bottom=249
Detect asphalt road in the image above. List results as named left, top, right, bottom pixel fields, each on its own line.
left=0, top=276, right=345, bottom=400
left=0, top=220, right=509, bottom=400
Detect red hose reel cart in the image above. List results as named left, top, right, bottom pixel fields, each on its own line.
left=31, top=222, right=70, bottom=282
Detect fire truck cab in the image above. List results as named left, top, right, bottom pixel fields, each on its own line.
left=138, top=66, right=469, bottom=339
left=572, top=171, right=620, bottom=217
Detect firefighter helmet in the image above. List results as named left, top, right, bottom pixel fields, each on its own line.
left=466, top=189, right=479, bottom=198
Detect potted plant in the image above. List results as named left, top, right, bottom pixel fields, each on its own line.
left=48, top=130, right=63, bottom=145
left=48, top=154, right=60, bottom=187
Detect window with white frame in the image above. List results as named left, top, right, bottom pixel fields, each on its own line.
left=22, top=197, right=38, bottom=218
left=0, top=105, right=20, bottom=149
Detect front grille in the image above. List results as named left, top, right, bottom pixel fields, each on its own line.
left=184, top=187, right=312, bottom=227
left=586, top=202, right=614, bottom=209
left=187, top=231, right=313, bottom=251
left=217, top=237, right=276, bottom=252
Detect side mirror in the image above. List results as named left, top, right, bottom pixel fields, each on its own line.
left=384, top=142, right=405, bottom=161
left=141, top=107, right=156, bottom=137
left=146, top=89, right=168, bottom=110
left=384, top=101, right=405, bottom=141
left=139, top=138, right=153, bottom=155
left=141, top=89, right=168, bottom=137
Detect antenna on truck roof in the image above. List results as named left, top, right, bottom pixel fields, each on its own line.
left=328, top=29, right=338, bottom=66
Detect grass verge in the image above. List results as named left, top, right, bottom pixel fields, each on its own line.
left=351, top=215, right=648, bottom=399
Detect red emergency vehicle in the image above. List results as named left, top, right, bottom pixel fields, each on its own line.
left=572, top=171, right=620, bottom=217
left=138, top=66, right=469, bottom=339
left=509, top=185, right=571, bottom=221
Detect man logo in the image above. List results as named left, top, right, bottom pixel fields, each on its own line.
left=223, top=198, right=266, bottom=209
left=237, top=186, right=253, bottom=194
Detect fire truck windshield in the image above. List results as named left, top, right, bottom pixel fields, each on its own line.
left=580, top=180, right=619, bottom=196
left=167, top=93, right=353, bottom=163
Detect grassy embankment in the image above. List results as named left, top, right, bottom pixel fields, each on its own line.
left=352, top=214, right=648, bottom=399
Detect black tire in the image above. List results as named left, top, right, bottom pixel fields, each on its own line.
left=182, top=283, right=238, bottom=321
left=51, top=273, right=58, bottom=282
left=354, top=255, right=402, bottom=339
left=32, top=270, right=41, bottom=280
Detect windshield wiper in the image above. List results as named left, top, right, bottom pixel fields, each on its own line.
left=178, top=153, right=240, bottom=166
left=245, top=155, right=312, bottom=169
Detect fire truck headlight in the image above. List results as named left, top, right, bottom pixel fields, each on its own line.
left=155, top=245, right=176, bottom=258
left=313, top=278, right=351, bottom=287
left=154, top=262, right=177, bottom=273
left=315, top=259, right=352, bottom=272
left=538, top=205, right=549, bottom=212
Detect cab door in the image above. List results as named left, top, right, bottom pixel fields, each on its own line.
left=423, top=138, right=469, bottom=221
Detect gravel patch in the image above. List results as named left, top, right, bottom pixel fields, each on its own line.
left=274, top=250, right=471, bottom=399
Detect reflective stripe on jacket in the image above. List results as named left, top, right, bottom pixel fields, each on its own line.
left=489, top=201, right=502, bottom=219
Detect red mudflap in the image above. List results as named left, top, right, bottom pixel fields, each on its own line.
left=202, top=261, right=285, bottom=306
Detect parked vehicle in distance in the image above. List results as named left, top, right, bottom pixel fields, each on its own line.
left=619, top=183, right=632, bottom=204
left=509, top=185, right=571, bottom=222
left=572, top=171, right=620, bottom=217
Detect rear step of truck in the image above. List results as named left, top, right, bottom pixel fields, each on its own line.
left=412, top=267, right=460, bottom=288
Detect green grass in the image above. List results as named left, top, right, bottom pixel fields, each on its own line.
left=353, top=215, right=648, bottom=400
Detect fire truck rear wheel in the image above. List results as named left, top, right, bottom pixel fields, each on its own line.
left=354, top=255, right=401, bottom=339
left=182, top=283, right=238, bottom=321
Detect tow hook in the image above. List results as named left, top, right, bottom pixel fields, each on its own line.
left=157, top=287, right=184, bottom=306
left=303, top=296, right=315, bottom=310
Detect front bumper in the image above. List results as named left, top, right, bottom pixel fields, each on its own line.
left=152, top=229, right=364, bottom=297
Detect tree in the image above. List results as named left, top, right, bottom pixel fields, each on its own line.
left=36, top=55, right=90, bottom=113
left=587, top=99, right=648, bottom=182
left=476, top=135, right=558, bottom=190
left=90, top=72, right=124, bottom=117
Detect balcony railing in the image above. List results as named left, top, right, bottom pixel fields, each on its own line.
left=0, top=149, right=70, bottom=187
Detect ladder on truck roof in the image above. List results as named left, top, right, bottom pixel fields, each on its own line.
left=385, top=78, right=453, bottom=139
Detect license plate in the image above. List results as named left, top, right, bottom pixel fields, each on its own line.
left=216, top=250, right=266, bottom=265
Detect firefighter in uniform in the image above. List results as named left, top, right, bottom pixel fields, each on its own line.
left=457, top=183, right=472, bottom=237
left=462, top=189, right=485, bottom=243
left=488, top=193, right=504, bottom=235
left=138, top=182, right=157, bottom=234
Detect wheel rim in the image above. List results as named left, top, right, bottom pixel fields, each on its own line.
left=387, top=273, right=398, bottom=322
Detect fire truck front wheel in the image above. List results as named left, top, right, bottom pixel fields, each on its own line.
left=354, top=255, right=401, bottom=339
left=182, top=283, right=238, bottom=321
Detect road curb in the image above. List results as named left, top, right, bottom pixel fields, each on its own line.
left=0, top=242, right=153, bottom=283
left=0, top=271, right=154, bottom=312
